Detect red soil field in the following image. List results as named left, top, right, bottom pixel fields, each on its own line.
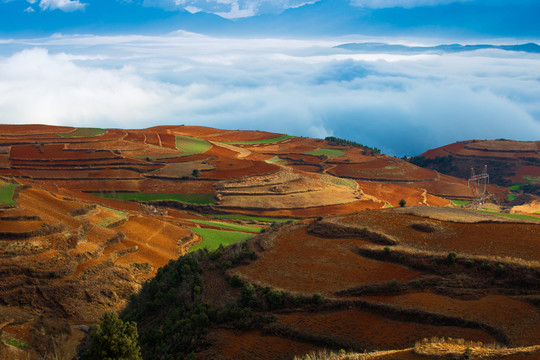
left=59, top=189, right=144, bottom=213
left=10, top=158, right=152, bottom=167
left=288, top=164, right=322, bottom=173
left=158, top=132, right=178, bottom=149
left=10, top=144, right=121, bottom=161
left=123, top=131, right=146, bottom=142
left=197, top=329, right=322, bottom=360
left=143, top=131, right=161, bottom=147
left=422, top=142, right=467, bottom=159
left=0, top=218, right=43, bottom=233
left=421, top=140, right=540, bottom=160
left=510, top=165, right=540, bottom=183
left=222, top=199, right=383, bottom=218
left=0, top=155, right=10, bottom=168
left=203, top=158, right=281, bottom=179
left=47, top=178, right=216, bottom=194
left=357, top=180, right=438, bottom=207
left=15, top=187, right=90, bottom=228
left=0, top=124, right=74, bottom=135
left=466, top=140, right=539, bottom=152
left=364, top=293, right=540, bottom=346
left=195, top=130, right=286, bottom=142
left=66, top=140, right=146, bottom=151
left=279, top=153, right=324, bottom=164
left=397, top=174, right=475, bottom=199
left=18, top=168, right=143, bottom=180
left=277, top=308, right=494, bottom=351
left=330, top=158, right=437, bottom=181
left=330, top=211, right=540, bottom=261
left=115, top=215, right=191, bottom=276
left=234, top=225, right=421, bottom=294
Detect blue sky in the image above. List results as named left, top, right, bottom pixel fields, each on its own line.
left=1, top=0, right=540, bottom=155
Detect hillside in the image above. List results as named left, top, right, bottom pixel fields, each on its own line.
left=410, top=139, right=540, bottom=211
left=124, top=207, right=540, bottom=360
left=0, top=125, right=535, bottom=359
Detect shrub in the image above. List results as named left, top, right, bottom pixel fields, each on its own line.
left=84, top=311, right=142, bottom=360
left=465, top=259, right=475, bottom=268
left=222, top=260, right=233, bottom=270
left=384, top=246, right=391, bottom=255
left=311, top=294, right=322, bottom=305
left=495, top=264, right=506, bottom=277
left=240, top=283, right=257, bottom=308
left=229, top=274, right=243, bottom=287
left=389, top=279, right=399, bottom=288
left=266, top=290, right=285, bottom=310
left=446, top=252, right=457, bottom=266
left=399, top=198, right=406, bottom=207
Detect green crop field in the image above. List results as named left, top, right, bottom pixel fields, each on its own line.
left=224, top=135, right=294, bottom=145
left=0, top=183, right=17, bottom=206
left=58, top=128, right=107, bottom=138
left=98, top=206, right=129, bottom=227
left=176, top=136, right=212, bottom=156
left=320, top=173, right=357, bottom=190
left=524, top=176, right=540, bottom=183
left=450, top=199, right=471, bottom=206
left=508, top=184, right=523, bottom=191
left=203, top=214, right=294, bottom=223
left=91, top=192, right=216, bottom=204
left=265, top=156, right=288, bottom=165
left=475, top=210, right=540, bottom=222
left=188, top=228, right=255, bottom=252
left=304, top=148, right=346, bottom=157
left=186, top=219, right=262, bottom=233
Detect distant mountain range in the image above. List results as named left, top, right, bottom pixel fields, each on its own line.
left=336, top=42, right=540, bottom=54
left=1, top=0, right=540, bottom=37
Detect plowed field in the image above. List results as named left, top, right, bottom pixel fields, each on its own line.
left=234, top=225, right=421, bottom=294
left=277, top=308, right=494, bottom=351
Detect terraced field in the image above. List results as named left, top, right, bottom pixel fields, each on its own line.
left=0, top=124, right=534, bottom=360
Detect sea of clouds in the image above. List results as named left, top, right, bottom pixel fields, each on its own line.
left=1, top=32, right=539, bottom=156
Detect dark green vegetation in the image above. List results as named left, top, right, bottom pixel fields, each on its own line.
left=188, top=228, right=256, bottom=252
left=58, top=128, right=107, bottom=138
left=0, top=183, right=16, bottom=206
left=224, top=135, right=294, bottom=145
left=176, top=135, right=212, bottom=156
left=186, top=219, right=263, bottom=233
left=121, top=242, right=323, bottom=360
left=324, top=136, right=381, bottom=155
left=304, top=148, right=346, bottom=157
left=121, top=245, right=249, bottom=359
left=82, top=311, right=142, bottom=360
left=409, top=155, right=458, bottom=175
left=90, top=192, right=217, bottom=205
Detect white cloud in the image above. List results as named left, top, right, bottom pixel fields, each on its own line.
left=38, top=0, right=86, bottom=12
left=0, top=34, right=539, bottom=156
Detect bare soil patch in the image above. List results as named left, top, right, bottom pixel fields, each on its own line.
left=276, top=308, right=494, bottom=351
left=364, top=293, right=540, bottom=346
left=197, top=329, right=322, bottom=360
left=234, top=225, right=421, bottom=294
